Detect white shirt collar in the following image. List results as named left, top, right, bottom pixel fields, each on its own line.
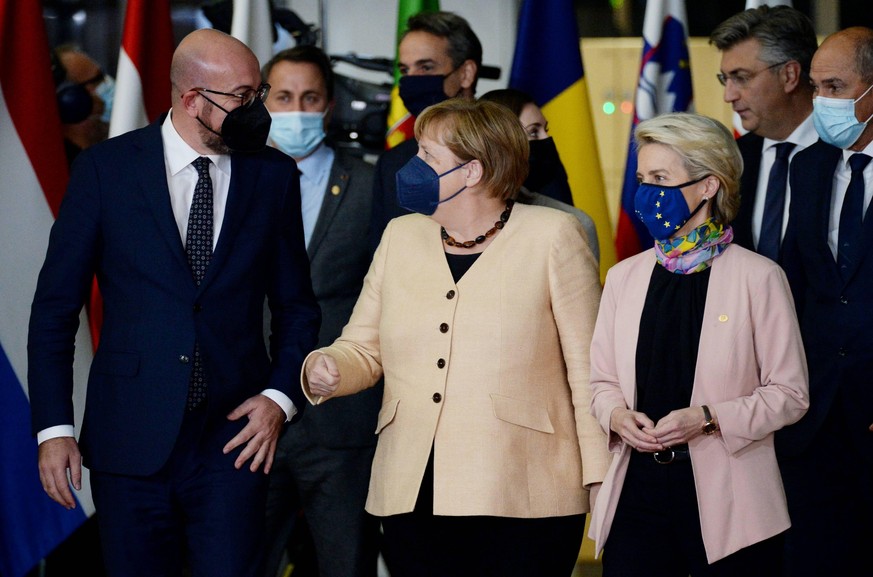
left=762, top=113, right=818, bottom=153
left=161, top=111, right=231, bottom=177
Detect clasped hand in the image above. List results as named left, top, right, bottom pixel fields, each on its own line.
left=610, top=406, right=707, bottom=452
left=305, top=352, right=341, bottom=399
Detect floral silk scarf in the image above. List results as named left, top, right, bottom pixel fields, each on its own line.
left=655, top=218, right=734, bottom=274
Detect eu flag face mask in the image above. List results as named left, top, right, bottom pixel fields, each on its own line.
left=812, top=83, right=873, bottom=149
left=634, top=176, right=709, bottom=240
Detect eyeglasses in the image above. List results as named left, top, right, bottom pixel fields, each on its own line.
left=716, top=61, right=789, bottom=88
left=191, top=83, right=270, bottom=109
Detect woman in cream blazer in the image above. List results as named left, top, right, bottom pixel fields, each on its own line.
left=588, top=113, right=809, bottom=576
left=302, top=99, right=609, bottom=577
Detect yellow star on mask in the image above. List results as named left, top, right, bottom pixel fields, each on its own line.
left=664, top=221, right=671, bottom=228
left=656, top=212, right=662, bottom=219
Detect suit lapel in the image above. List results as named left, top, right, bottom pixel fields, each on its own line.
left=307, top=158, right=348, bottom=258
left=736, top=134, right=764, bottom=249
left=136, top=123, right=191, bottom=276
left=199, top=153, right=262, bottom=291
left=811, top=145, right=843, bottom=281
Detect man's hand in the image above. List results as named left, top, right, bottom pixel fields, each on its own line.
left=223, top=394, right=286, bottom=473
left=305, top=352, right=341, bottom=399
left=38, top=437, right=82, bottom=509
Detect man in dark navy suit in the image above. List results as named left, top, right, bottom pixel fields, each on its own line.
left=710, top=5, right=818, bottom=262
left=779, top=26, right=873, bottom=577
left=28, top=28, right=320, bottom=577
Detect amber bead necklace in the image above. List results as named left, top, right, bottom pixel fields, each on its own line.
left=441, top=199, right=514, bottom=249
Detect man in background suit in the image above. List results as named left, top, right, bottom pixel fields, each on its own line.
left=261, top=46, right=381, bottom=577
left=780, top=26, right=873, bottom=577
left=710, top=5, right=818, bottom=262
left=28, top=29, right=320, bottom=577
left=370, top=11, right=596, bottom=260
left=369, top=10, right=481, bottom=251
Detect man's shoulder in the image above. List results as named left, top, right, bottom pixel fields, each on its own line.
left=792, top=138, right=837, bottom=162
left=333, top=147, right=375, bottom=176
left=374, top=138, right=417, bottom=171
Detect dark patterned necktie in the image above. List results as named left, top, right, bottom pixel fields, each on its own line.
left=186, top=157, right=213, bottom=410
left=837, top=153, right=872, bottom=281
left=758, top=142, right=795, bottom=261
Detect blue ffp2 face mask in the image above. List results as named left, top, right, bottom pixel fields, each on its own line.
left=395, top=156, right=468, bottom=215
left=268, top=110, right=326, bottom=158
left=813, top=83, right=873, bottom=149
left=634, top=176, right=708, bottom=240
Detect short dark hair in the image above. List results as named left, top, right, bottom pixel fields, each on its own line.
left=709, top=5, right=817, bottom=79
left=261, top=44, right=335, bottom=101
left=404, top=11, right=482, bottom=89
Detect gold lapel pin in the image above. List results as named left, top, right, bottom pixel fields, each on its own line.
left=718, top=314, right=728, bottom=323
left=331, top=184, right=341, bottom=196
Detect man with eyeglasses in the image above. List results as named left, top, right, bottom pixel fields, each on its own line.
left=28, top=28, right=320, bottom=577
left=710, top=5, right=818, bottom=263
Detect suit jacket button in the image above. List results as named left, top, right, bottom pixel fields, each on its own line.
left=193, top=304, right=202, bottom=312
left=840, top=295, right=848, bottom=304
left=432, top=392, right=442, bottom=403
left=446, top=290, right=455, bottom=299
left=437, top=358, right=446, bottom=368
left=439, top=323, right=449, bottom=333
left=838, top=348, right=847, bottom=357
left=179, top=355, right=190, bottom=364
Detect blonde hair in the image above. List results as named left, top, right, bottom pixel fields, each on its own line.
left=414, top=98, right=529, bottom=201
left=634, top=112, right=743, bottom=225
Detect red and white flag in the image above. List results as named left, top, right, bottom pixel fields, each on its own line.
left=109, top=0, right=174, bottom=138
left=0, top=1, right=94, bottom=575
left=231, top=0, right=274, bottom=66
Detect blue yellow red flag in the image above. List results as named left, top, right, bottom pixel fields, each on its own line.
left=510, top=0, right=616, bottom=281
left=615, top=0, right=694, bottom=261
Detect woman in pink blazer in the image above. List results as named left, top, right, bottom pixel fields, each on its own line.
left=588, top=112, right=809, bottom=576
left=301, top=99, right=609, bottom=577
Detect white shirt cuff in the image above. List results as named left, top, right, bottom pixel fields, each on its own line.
left=262, top=389, right=297, bottom=422
left=37, top=425, right=75, bottom=444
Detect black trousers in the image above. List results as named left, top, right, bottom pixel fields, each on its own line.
left=379, top=446, right=586, bottom=577
left=779, top=382, right=873, bottom=577
left=603, top=451, right=783, bottom=577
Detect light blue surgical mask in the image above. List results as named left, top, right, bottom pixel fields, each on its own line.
left=95, top=75, right=115, bottom=124
left=268, top=110, right=326, bottom=158
left=812, top=83, right=873, bottom=149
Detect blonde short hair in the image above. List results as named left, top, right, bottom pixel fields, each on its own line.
left=634, top=112, right=743, bottom=225
left=414, top=98, right=529, bottom=201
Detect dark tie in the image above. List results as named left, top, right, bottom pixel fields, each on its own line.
left=758, top=142, right=795, bottom=261
left=186, top=157, right=213, bottom=410
left=837, top=152, right=872, bottom=280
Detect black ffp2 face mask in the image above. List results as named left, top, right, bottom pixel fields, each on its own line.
left=198, top=96, right=272, bottom=153
left=398, top=74, right=450, bottom=117
left=525, top=137, right=567, bottom=192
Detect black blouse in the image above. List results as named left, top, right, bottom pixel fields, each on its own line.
left=635, top=263, right=711, bottom=424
